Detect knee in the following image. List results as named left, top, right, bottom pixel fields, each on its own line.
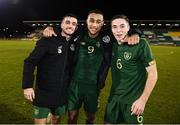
left=69, top=112, right=78, bottom=120
left=51, top=115, right=59, bottom=121
left=87, top=113, right=95, bottom=121
left=51, top=115, right=60, bottom=124
left=68, top=110, right=79, bottom=123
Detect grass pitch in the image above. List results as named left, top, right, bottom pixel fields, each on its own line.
left=0, top=40, right=180, bottom=123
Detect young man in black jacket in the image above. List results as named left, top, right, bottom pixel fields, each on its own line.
left=22, top=14, right=78, bottom=124
left=43, top=9, right=141, bottom=124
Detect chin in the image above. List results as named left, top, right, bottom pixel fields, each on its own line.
left=117, top=37, right=123, bottom=41
left=115, top=37, right=121, bottom=41
left=66, top=32, right=73, bottom=35
left=90, top=31, right=98, bottom=35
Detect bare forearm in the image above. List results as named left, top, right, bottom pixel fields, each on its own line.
left=140, top=64, right=158, bottom=103
left=131, top=64, right=158, bottom=115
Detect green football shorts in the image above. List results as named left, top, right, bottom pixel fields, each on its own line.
left=33, top=105, right=66, bottom=118
left=104, top=96, right=143, bottom=124
left=68, top=80, right=99, bottom=113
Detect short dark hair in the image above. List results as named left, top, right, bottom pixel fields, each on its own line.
left=88, top=9, right=104, bottom=16
left=62, top=13, right=78, bottom=21
left=110, top=14, right=129, bottom=25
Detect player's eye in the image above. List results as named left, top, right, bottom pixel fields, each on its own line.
left=65, top=20, right=70, bottom=24
left=112, top=25, right=117, bottom=29
left=89, top=18, right=95, bottom=23
left=96, top=20, right=102, bottom=24
left=72, top=22, right=77, bottom=26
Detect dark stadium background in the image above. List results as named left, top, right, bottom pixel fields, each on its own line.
left=0, top=0, right=179, bottom=38
left=0, top=0, right=179, bottom=26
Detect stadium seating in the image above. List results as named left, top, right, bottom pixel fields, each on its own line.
left=141, top=30, right=180, bottom=46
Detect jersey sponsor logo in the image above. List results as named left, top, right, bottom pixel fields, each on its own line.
left=70, top=44, right=75, bottom=51
left=88, top=46, right=94, bottom=53
left=57, top=46, right=62, bottom=54
left=124, top=52, right=132, bottom=60
left=102, top=35, right=110, bottom=43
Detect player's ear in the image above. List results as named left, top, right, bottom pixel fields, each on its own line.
left=101, top=20, right=104, bottom=27
left=86, top=18, right=88, bottom=25
left=75, top=25, right=78, bottom=31
left=60, top=23, right=63, bottom=29
left=61, top=19, right=64, bottom=29
left=127, top=24, right=130, bottom=32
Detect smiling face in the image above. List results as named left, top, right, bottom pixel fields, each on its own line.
left=61, top=16, right=78, bottom=36
left=86, top=13, right=104, bottom=37
left=111, top=18, right=130, bottom=42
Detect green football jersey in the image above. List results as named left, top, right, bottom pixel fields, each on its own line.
left=110, top=39, right=155, bottom=104
left=72, top=33, right=103, bottom=84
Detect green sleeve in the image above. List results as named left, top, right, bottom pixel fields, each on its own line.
left=139, top=39, right=156, bottom=67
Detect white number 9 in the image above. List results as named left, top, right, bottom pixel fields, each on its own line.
left=88, top=46, right=94, bottom=53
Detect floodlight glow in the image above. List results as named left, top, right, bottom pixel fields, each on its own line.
left=174, top=24, right=179, bottom=26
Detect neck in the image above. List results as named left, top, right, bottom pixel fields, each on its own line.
left=117, top=35, right=127, bottom=45
left=117, top=41, right=122, bottom=45
left=117, top=40, right=126, bottom=45
left=88, top=32, right=99, bottom=38
left=61, top=32, right=71, bottom=41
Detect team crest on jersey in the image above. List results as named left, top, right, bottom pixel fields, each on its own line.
left=102, top=35, right=110, bottom=43
left=57, top=46, right=62, bottom=54
left=70, top=44, right=75, bottom=51
left=124, top=52, right=132, bottom=60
